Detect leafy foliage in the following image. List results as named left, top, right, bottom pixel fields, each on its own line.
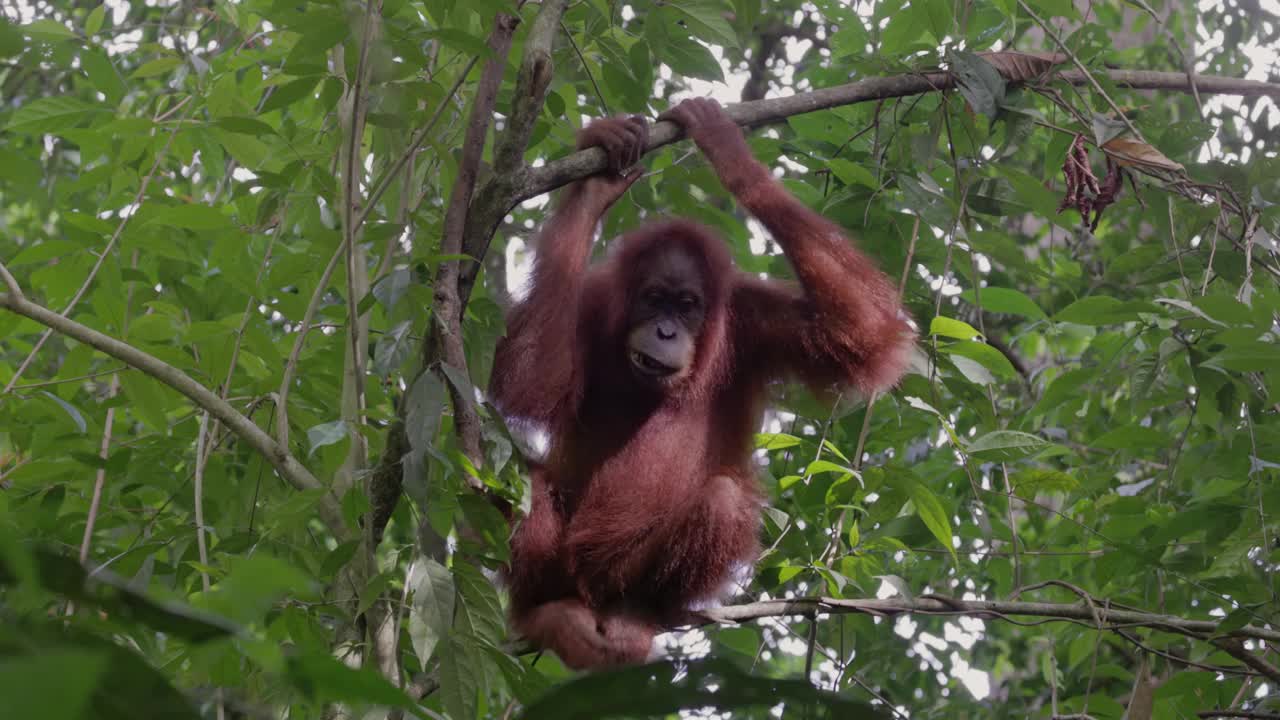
left=1, top=0, right=1279, bottom=717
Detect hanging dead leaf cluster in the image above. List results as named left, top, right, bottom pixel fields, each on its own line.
left=1058, top=135, right=1125, bottom=231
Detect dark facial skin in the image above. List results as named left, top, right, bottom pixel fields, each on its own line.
left=625, top=249, right=706, bottom=386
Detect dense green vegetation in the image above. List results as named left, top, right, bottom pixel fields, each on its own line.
left=1, top=0, right=1278, bottom=717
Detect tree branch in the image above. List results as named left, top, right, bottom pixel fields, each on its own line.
left=0, top=268, right=346, bottom=535
left=701, top=596, right=1280, bottom=645
left=336, top=0, right=382, bottom=484
left=367, top=10, right=532, bottom=543
left=458, top=0, right=569, bottom=308
left=1215, top=638, right=1280, bottom=685
left=512, top=68, right=1280, bottom=204
left=432, top=11, right=519, bottom=467
left=491, top=0, right=568, bottom=176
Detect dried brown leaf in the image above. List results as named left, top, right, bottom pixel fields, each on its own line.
left=976, top=51, right=1068, bottom=82
left=1102, top=137, right=1185, bottom=172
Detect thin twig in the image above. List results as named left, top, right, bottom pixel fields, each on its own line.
left=354, top=57, right=479, bottom=231
left=1016, top=0, right=1143, bottom=139
left=337, top=0, right=381, bottom=477
left=10, top=366, right=126, bottom=390
left=75, top=247, right=141, bottom=576
left=276, top=246, right=343, bottom=450
left=76, top=373, right=120, bottom=565
left=193, top=412, right=213, bottom=593
left=823, top=216, right=920, bottom=561
left=968, top=251, right=1023, bottom=589
left=561, top=21, right=609, bottom=114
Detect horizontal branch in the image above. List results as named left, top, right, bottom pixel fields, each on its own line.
left=702, top=595, right=1280, bottom=645
left=513, top=69, right=1280, bottom=204
left=0, top=281, right=347, bottom=535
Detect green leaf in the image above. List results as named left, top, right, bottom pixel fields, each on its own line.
left=130, top=56, right=183, bottom=79
left=924, top=0, right=956, bottom=38
left=967, top=430, right=1049, bottom=461
left=408, top=557, right=455, bottom=668
left=1216, top=607, right=1255, bottom=633
left=285, top=15, right=349, bottom=66
left=948, top=354, right=996, bottom=385
left=672, top=3, right=739, bottom=48
left=403, top=372, right=447, bottom=506
left=909, top=483, right=956, bottom=563
left=1203, top=342, right=1280, bottom=373
left=1092, top=426, right=1171, bottom=450
left=827, top=158, right=879, bottom=188
left=1028, top=0, right=1080, bottom=18
left=212, top=128, right=273, bottom=170
left=38, top=391, right=87, bottom=433
left=1011, top=469, right=1077, bottom=494
left=439, top=362, right=475, bottom=408
left=23, top=18, right=78, bottom=42
left=372, top=320, right=414, bottom=377
left=1056, top=296, right=1158, bottom=326
left=144, top=203, right=234, bottom=230
left=880, top=3, right=928, bottom=52
left=950, top=50, right=1007, bottom=119
left=1191, top=295, right=1253, bottom=326
left=306, top=420, right=349, bottom=456
left=85, top=5, right=106, bottom=36
left=119, top=372, right=175, bottom=431
left=520, top=658, right=887, bottom=720
left=371, top=266, right=412, bottom=310
left=286, top=651, right=419, bottom=708
left=755, top=433, right=801, bottom=451
left=204, top=555, right=315, bottom=624
left=213, top=116, right=276, bottom=136
left=960, top=287, right=1046, bottom=319
left=438, top=634, right=485, bottom=720
left=6, top=96, right=99, bottom=133
left=81, top=48, right=126, bottom=105
left=0, top=18, right=23, bottom=57
left=453, top=561, right=504, bottom=644
left=422, top=28, right=494, bottom=58
left=649, top=23, right=724, bottom=82
left=260, top=76, right=323, bottom=114
left=806, top=459, right=854, bottom=476
left=945, top=341, right=1018, bottom=380
left=763, top=506, right=790, bottom=534
left=0, top=548, right=238, bottom=642
left=0, top=649, right=107, bottom=720
left=318, top=540, right=359, bottom=578
left=930, top=316, right=982, bottom=340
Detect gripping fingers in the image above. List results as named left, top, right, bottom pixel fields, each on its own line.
left=623, top=115, right=648, bottom=168
left=602, top=124, right=632, bottom=174
left=660, top=97, right=730, bottom=137
left=579, top=116, right=649, bottom=174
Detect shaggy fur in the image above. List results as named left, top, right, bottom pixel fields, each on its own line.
left=489, top=103, right=914, bottom=669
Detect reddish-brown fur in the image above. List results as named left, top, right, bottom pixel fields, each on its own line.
left=489, top=100, right=914, bottom=670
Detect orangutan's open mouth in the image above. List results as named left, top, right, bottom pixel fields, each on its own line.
left=631, top=350, right=678, bottom=376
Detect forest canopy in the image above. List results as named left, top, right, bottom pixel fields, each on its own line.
left=1, top=0, right=1279, bottom=718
